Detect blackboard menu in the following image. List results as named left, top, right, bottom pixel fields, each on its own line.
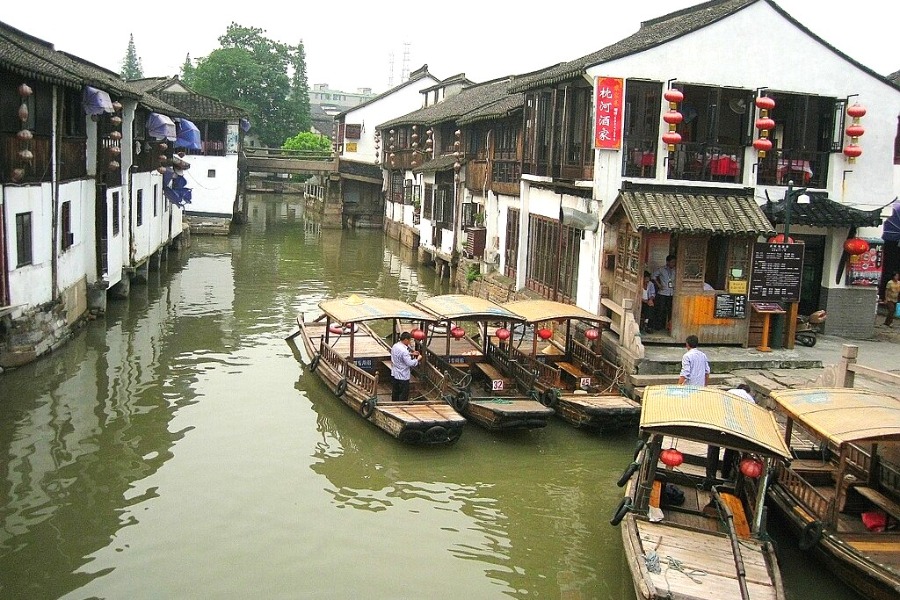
left=749, top=243, right=804, bottom=302
left=714, top=294, right=747, bottom=319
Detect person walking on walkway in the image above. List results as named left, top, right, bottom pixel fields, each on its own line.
left=641, top=271, right=656, bottom=333
left=678, top=335, right=710, bottom=386
left=884, top=272, right=900, bottom=327
left=390, top=331, right=420, bottom=402
left=653, top=255, right=676, bottom=331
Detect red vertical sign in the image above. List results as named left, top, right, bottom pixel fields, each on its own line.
left=594, top=77, right=624, bottom=150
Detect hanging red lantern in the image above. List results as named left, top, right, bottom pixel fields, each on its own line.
left=662, top=131, right=682, bottom=151
left=16, top=129, right=32, bottom=141
left=585, top=328, right=600, bottom=341
left=537, top=327, right=552, bottom=340
left=843, top=238, right=870, bottom=256
left=18, top=149, right=33, bottom=162
left=660, top=448, right=684, bottom=467
left=662, top=110, right=683, bottom=125
left=109, top=131, right=122, bottom=140
left=18, top=83, right=33, bottom=97
left=663, top=88, right=684, bottom=104
left=411, top=328, right=426, bottom=341
left=11, top=168, right=25, bottom=182
left=768, top=234, right=794, bottom=244
left=450, top=326, right=465, bottom=340
left=847, top=103, right=867, bottom=119
left=843, top=144, right=862, bottom=161
left=755, top=117, right=775, bottom=131
left=846, top=124, right=865, bottom=138
left=112, top=101, right=123, bottom=112
left=752, top=138, right=773, bottom=153
left=18, top=103, right=28, bottom=122
left=739, top=458, right=764, bottom=479
left=755, top=96, right=776, bottom=111
left=495, top=328, right=511, bottom=341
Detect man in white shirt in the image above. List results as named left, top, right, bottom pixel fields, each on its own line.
left=678, top=335, right=710, bottom=386
left=390, top=331, right=420, bottom=402
left=653, top=254, right=676, bottom=331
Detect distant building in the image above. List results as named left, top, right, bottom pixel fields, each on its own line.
left=310, top=83, right=376, bottom=113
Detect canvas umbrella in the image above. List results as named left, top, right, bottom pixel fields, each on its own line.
left=175, top=118, right=202, bottom=150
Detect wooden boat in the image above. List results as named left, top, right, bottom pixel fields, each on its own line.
left=499, top=299, right=640, bottom=431
left=613, top=385, right=790, bottom=600
left=288, top=295, right=466, bottom=445
left=413, top=294, right=554, bottom=431
left=766, top=388, right=900, bottom=600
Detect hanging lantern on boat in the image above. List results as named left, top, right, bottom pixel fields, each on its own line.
left=450, top=326, right=465, bottom=340
left=411, top=328, right=426, bottom=341
left=660, top=448, right=684, bottom=468
left=495, top=328, right=511, bottom=341
left=843, top=238, right=870, bottom=256
left=537, top=327, right=552, bottom=340
left=739, top=457, right=764, bottom=479
left=585, top=328, right=600, bottom=341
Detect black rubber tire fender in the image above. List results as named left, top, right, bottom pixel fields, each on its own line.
left=335, top=378, right=348, bottom=397
left=798, top=520, right=824, bottom=550
left=452, top=391, right=470, bottom=412
left=617, top=462, right=640, bottom=488
left=610, top=496, right=631, bottom=526
left=541, top=388, right=560, bottom=408
left=399, top=428, right=424, bottom=444
left=360, top=397, right=376, bottom=419
left=309, top=355, right=321, bottom=372
left=424, top=425, right=449, bottom=443
left=633, top=439, right=646, bottom=461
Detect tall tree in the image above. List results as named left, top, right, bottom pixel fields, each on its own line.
left=180, top=53, right=196, bottom=86
left=289, top=40, right=311, bottom=135
left=191, top=23, right=309, bottom=146
left=120, top=34, right=143, bottom=81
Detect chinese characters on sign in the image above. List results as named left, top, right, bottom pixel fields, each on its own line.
left=749, top=243, right=804, bottom=302
left=847, top=242, right=883, bottom=286
left=594, top=77, right=624, bottom=150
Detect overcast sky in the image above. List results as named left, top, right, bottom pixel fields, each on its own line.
left=1, top=1, right=896, bottom=94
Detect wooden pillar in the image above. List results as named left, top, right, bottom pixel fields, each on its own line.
left=836, top=344, right=859, bottom=388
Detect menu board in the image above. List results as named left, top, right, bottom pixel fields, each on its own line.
left=847, top=243, right=883, bottom=286
left=749, top=243, right=804, bottom=302
left=714, top=294, right=747, bottom=319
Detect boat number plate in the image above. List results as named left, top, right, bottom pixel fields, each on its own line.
left=580, top=377, right=592, bottom=389
left=492, top=379, right=504, bottom=391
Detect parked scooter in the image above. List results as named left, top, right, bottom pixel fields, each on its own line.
left=795, top=310, right=827, bottom=347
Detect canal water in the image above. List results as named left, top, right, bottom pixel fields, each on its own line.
left=0, top=195, right=858, bottom=599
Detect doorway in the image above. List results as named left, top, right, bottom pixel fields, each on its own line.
left=795, top=234, right=824, bottom=316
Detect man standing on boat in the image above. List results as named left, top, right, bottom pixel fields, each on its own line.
left=390, top=331, right=420, bottom=402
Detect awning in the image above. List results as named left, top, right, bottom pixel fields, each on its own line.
left=319, top=296, right=435, bottom=324
left=607, top=186, right=774, bottom=235
left=82, top=86, right=113, bottom=116
left=415, top=294, right=522, bottom=321
left=175, top=118, right=202, bottom=150
left=763, top=192, right=882, bottom=228
left=882, top=202, right=900, bottom=242
left=147, top=113, right=176, bottom=141
left=412, top=155, right=464, bottom=174
left=503, top=300, right=606, bottom=324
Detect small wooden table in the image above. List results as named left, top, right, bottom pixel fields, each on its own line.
left=752, top=302, right=786, bottom=352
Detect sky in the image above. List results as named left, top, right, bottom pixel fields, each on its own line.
left=1, top=1, right=896, bottom=94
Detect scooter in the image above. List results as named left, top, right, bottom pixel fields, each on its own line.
left=795, top=310, right=826, bottom=347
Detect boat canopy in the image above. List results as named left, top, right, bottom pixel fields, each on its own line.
left=769, top=388, right=900, bottom=445
left=416, top=294, right=522, bottom=321
left=318, top=295, right=434, bottom=324
left=641, top=386, right=791, bottom=458
left=502, top=299, right=609, bottom=324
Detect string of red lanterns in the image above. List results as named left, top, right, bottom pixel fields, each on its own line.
left=844, top=103, right=866, bottom=163
left=843, top=238, right=870, bottom=256
left=753, top=95, right=776, bottom=158
left=661, top=87, right=684, bottom=152
left=11, top=83, right=33, bottom=183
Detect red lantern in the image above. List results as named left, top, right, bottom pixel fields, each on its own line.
left=411, top=328, right=426, bottom=341
left=755, top=96, right=776, bottom=111
left=752, top=138, right=773, bottom=153
left=843, top=144, right=862, bottom=160
left=660, top=448, right=684, bottom=467
left=768, top=234, right=794, bottom=244
left=537, top=327, right=552, bottom=340
left=16, top=129, right=33, bottom=141
left=495, top=328, right=511, bottom=341
left=663, top=88, right=684, bottom=104
left=18, top=83, right=33, bottom=97
left=585, top=328, right=600, bottom=341
left=450, top=326, right=465, bottom=340
left=739, top=458, right=764, bottom=479
left=843, top=238, right=870, bottom=256
left=112, top=101, right=123, bottom=112
left=846, top=124, right=865, bottom=138
left=662, top=131, right=682, bottom=151
left=663, top=110, right=683, bottom=125
left=755, top=117, right=775, bottom=131
left=847, top=103, right=867, bottom=119
left=109, top=131, right=122, bottom=140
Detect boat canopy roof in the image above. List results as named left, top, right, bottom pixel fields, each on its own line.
left=641, top=386, right=791, bottom=458
left=769, top=388, right=900, bottom=445
left=416, top=294, right=522, bottom=321
left=318, top=295, right=435, bottom=324
left=502, top=299, right=609, bottom=324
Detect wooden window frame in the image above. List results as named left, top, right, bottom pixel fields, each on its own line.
left=60, top=200, right=73, bottom=251
left=15, top=212, right=33, bottom=267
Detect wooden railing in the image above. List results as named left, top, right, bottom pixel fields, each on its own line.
left=486, top=341, right=511, bottom=373
left=319, top=342, right=345, bottom=375
left=877, top=461, right=900, bottom=498
left=346, top=361, right=377, bottom=396
left=509, top=345, right=560, bottom=388
left=776, top=464, right=830, bottom=520
left=509, top=360, right=540, bottom=395
left=845, top=444, right=871, bottom=479
left=244, top=146, right=336, bottom=161
left=423, top=347, right=469, bottom=390
left=419, top=359, right=448, bottom=397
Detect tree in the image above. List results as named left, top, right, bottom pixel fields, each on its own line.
left=180, top=53, right=196, bottom=86
left=120, top=34, right=143, bottom=81
left=191, top=23, right=309, bottom=147
left=282, top=132, right=331, bottom=153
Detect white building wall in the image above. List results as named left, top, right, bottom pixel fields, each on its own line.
left=56, top=179, right=91, bottom=293
left=182, top=154, right=239, bottom=218
left=5, top=183, right=52, bottom=313
left=107, top=185, right=126, bottom=288
left=339, top=75, right=441, bottom=164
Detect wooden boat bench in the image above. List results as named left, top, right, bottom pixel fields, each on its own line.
left=473, top=362, right=510, bottom=392
left=555, top=361, right=592, bottom=389
left=851, top=486, right=900, bottom=521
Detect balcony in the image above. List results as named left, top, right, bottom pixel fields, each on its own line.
left=666, top=142, right=744, bottom=184
left=757, top=149, right=829, bottom=188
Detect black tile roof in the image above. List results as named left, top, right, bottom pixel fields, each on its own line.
left=763, top=192, right=883, bottom=228
left=339, top=159, right=382, bottom=179
left=457, top=94, right=524, bottom=126
left=412, top=154, right=463, bottom=174
left=379, top=76, right=518, bottom=129
left=608, top=184, right=775, bottom=234
left=129, top=77, right=246, bottom=119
